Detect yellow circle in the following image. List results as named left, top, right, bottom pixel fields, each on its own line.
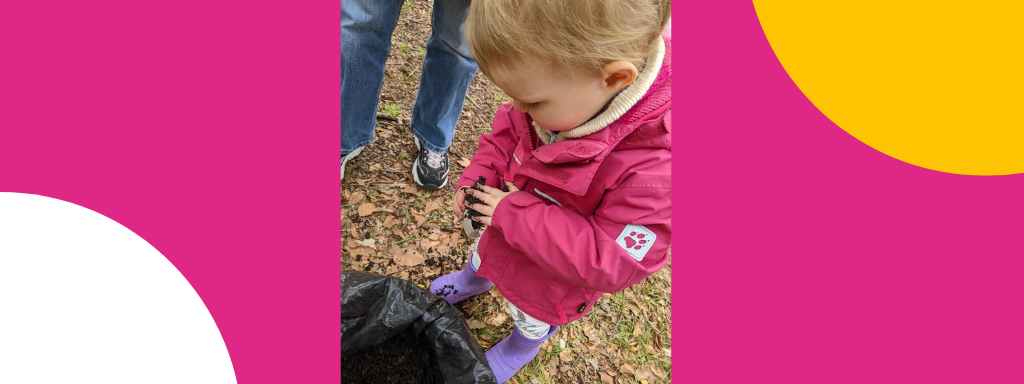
left=754, top=1, right=1023, bottom=175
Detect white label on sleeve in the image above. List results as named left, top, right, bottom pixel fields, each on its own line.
left=616, top=224, right=656, bottom=261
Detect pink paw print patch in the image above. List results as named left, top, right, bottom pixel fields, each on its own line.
left=616, top=224, right=657, bottom=261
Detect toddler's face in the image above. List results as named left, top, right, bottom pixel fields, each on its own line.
left=490, top=58, right=625, bottom=132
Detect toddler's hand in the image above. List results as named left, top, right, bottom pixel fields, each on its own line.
left=465, top=181, right=520, bottom=226
left=453, top=186, right=469, bottom=218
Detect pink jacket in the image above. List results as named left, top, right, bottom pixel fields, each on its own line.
left=459, top=35, right=672, bottom=326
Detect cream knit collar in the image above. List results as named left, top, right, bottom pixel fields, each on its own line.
left=534, top=36, right=666, bottom=144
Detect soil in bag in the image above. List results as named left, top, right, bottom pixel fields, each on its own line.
left=340, top=335, right=445, bottom=384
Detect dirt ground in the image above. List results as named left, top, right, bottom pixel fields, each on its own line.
left=341, top=2, right=671, bottom=383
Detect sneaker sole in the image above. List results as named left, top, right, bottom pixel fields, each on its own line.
left=341, top=146, right=364, bottom=181
left=412, top=138, right=448, bottom=190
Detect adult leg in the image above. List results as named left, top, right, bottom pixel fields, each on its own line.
left=411, top=0, right=476, bottom=153
left=341, top=0, right=403, bottom=156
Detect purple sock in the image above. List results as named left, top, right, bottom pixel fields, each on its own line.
left=429, top=255, right=492, bottom=305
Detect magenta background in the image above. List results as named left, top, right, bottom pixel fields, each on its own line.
left=1, top=1, right=340, bottom=383
left=673, top=1, right=1024, bottom=383
left=3, top=0, right=1022, bottom=383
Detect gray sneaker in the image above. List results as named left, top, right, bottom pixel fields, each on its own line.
left=341, top=146, right=365, bottom=181
left=412, top=137, right=449, bottom=190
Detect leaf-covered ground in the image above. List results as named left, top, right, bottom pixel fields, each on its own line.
left=342, top=2, right=671, bottom=383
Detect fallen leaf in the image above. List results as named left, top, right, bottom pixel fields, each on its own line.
left=661, top=348, right=671, bottom=358
left=599, top=372, right=614, bottom=384
left=357, top=203, right=375, bottom=217
left=621, top=363, right=635, bottom=376
left=394, top=248, right=425, bottom=266
left=467, top=319, right=486, bottom=329
left=347, top=192, right=365, bottom=205
left=422, top=265, right=440, bottom=276
left=559, top=347, right=574, bottom=362
left=607, top=370, right=617, bottom=377
left=428, top=233, right=441, bottom=241
left=383, top=216, right=397, bottom=228
left=424, top=199, right=441, bottom=214
left=402, top=185, right=418, bottom=194
left=638, top=368, right=659, bottom=383
left=486, top=312, right=508, bottom=327
left=632, top=322, right=643, bottom=337
left=458, top=157, right=472, bottom=167
left=356, top=238, right=377, bottom=249
left=420, top=238, right=432, bottom=251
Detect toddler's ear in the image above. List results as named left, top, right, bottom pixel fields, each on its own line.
left=601, top=61, right=638, bottom=92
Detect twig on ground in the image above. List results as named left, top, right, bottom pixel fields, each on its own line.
left=376, top=112, right=407, bottom=126
left=466, top=94, right=482, bottom=111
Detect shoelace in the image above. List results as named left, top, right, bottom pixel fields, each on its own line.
left=424, top=150, right=445, bottom=169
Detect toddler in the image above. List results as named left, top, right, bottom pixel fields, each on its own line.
left=429, top=0, right=671, bottom=382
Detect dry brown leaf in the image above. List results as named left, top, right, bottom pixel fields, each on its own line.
left=428, top=233, right=441, bottom=241
left=356, top=239, right=377, bottom=249
left=383, top=216, right=397, bottom=228
left=638, top=368, right=659, bottom=383
left=357, top=203, right=375, bottom=217
left=422, top=266, right=440, bottom=276
left=558, top=347, right=574, bottom=362
left=420, top=238, right=432, bottom=251
left=600, top=372, right=614, bottom=384
left=467, top=319, right=486, bottom=329
left=458, top=157, right=472, bottom=167
left=486, top=312, right=508, bottom=327
left=424, top=199, right=441, bottom=214
left=347, top=192, right=365, bottom=205
left=402, top=185, right=418, bottom=194
left=394, top=248, right=425, bottom=267
left=620, top=363, right=635, bottom=376
left=632, top=322, right=644, bottom=337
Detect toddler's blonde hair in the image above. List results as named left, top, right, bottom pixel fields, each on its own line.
left=467, top=0, right=671, bottom=81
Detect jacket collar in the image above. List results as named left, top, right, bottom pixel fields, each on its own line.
left=510, top=31, right=673, bottom=196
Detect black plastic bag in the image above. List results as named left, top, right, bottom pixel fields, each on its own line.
left=341, top=270, right=497, bottom=384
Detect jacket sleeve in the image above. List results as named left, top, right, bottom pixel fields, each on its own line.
left=490, top=168, right=672, bottom=293
left=457, top=103, right=520, bottom=191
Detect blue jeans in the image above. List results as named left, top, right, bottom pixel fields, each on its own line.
left=341, top=0, right=477, bottom=155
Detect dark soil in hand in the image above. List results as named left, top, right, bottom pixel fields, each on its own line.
left=464, top=175, right=512, bottom=231
left=340, top=336, right=445, bottom=384
left=463, top=176, right=489, bottom=230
